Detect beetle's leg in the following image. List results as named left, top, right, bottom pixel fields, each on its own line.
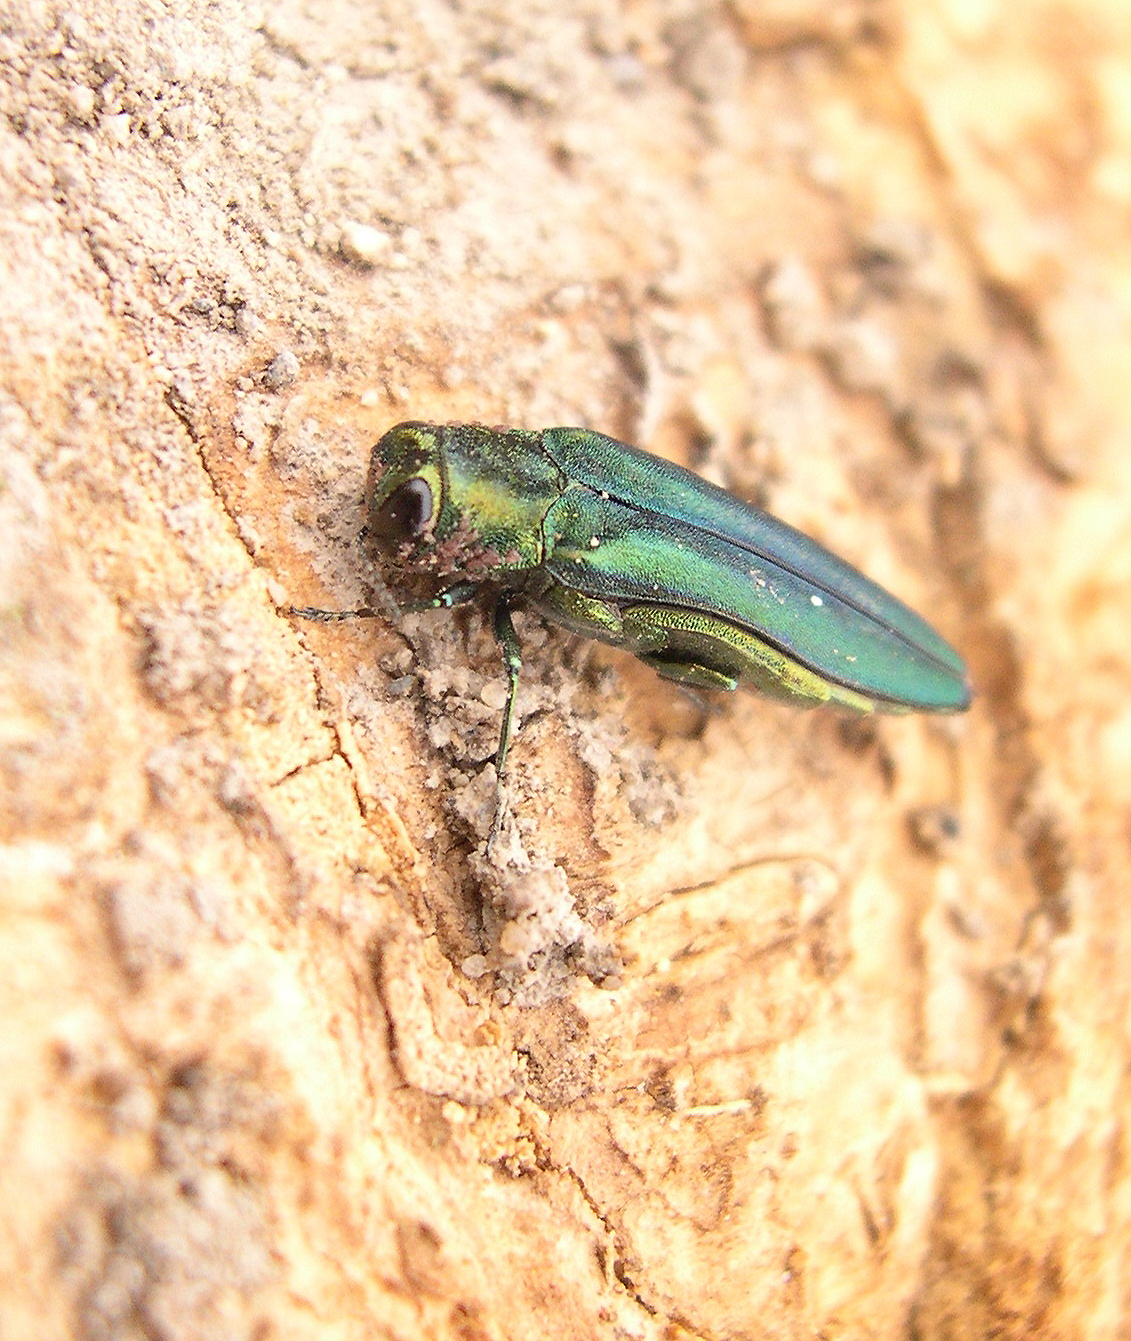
left=483, top=596, right=524, bottom=849
left=400, top=581, right=482, bottom=614
left=638, top=654, right=738, bottom=693
left=491, top=596, right=523, bottom=782
left=621, top=604, right=878, bottom=711
left=532, top=584, right=625, bottom=640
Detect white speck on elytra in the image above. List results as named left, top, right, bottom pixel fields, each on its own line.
left=810, top=594, right=824, bottom=606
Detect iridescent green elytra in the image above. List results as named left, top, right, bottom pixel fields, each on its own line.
left=298, top=421, right=969, bottom=807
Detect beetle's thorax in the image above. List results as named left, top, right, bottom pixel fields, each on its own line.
left=439, top=425, right=564, bottom=572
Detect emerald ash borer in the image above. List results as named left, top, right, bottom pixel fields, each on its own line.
left=296, top=422, right=969, bottom=813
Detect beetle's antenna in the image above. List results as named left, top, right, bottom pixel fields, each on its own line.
left=284, top=569, right=402, bottom=625
left=286, top=604, right=381, bottom=622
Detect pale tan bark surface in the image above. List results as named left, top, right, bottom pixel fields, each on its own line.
left=3, top=2, right=1130, bottom=1337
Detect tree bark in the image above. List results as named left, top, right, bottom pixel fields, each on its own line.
left=3, top=1, right=1130, bottom=1337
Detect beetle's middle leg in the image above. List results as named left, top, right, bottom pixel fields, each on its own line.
left=490, top=595, right=524, bottom=784
left=622, top=604, right=878, bottom=710
left=483, top=595, right=530, bottom=848
left=636, top=654, right=737, bottom=693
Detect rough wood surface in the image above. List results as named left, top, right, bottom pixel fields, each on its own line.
left=3, top=2, right=1130, bottom=1337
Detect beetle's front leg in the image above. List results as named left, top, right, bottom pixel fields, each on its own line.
left=400, top=580, right=482, bottom=615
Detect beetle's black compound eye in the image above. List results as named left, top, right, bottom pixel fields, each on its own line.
left=370, top=477, right=433, bottom=548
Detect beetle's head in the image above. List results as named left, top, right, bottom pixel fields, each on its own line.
left=366, top=420, right=524, bottom=600
left=365, top=421, right=444, bottom=558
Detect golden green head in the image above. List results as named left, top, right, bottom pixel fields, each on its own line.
left=365, top=421, right=559, bottom=602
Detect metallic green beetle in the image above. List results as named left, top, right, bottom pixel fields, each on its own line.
left=300, top=421, right=969, bottom=794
